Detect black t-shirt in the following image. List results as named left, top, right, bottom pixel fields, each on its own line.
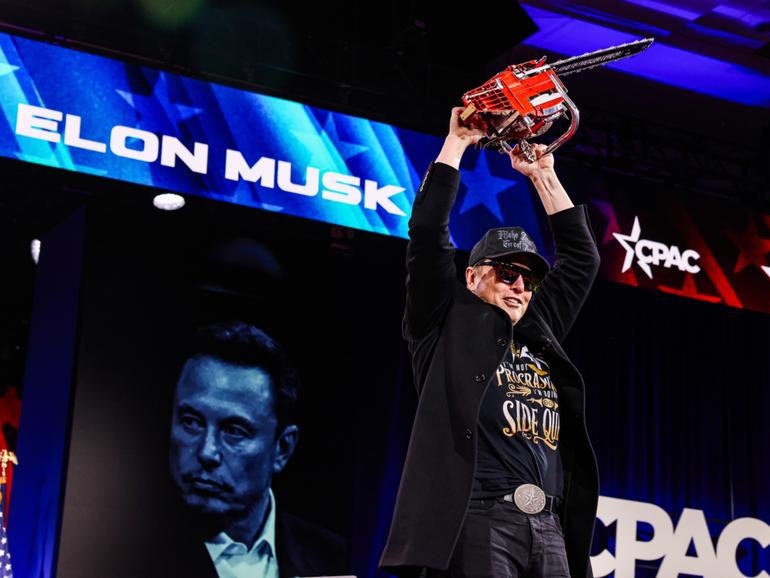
left=472, top=339, right=563, bottom=499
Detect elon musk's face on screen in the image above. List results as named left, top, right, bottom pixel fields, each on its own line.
left=168, top=354, right=297, bottom=523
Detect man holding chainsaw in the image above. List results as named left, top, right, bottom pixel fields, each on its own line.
left=380, top=107, right=601, bottom=578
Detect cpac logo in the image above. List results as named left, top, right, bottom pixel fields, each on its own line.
left=613, top=217, right=701, bottom=278
left=591, top=496, right=770, bottom=578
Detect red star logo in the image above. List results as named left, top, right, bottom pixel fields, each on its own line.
left=725, top=217, right=770, bottom=273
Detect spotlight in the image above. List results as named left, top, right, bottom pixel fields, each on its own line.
left=153, top=193, right=186, bottom=211
left=31, top=239, right=41, bottom=264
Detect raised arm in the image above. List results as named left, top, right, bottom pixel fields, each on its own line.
left=509, top=143, right=574, bottom=215
left=436, top=108, right=486, bottom=169
left=509, top=144, right=600, bottom=339
left=403, top=108, right=484, bottom=340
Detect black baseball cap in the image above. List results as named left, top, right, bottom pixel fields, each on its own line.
left=468, top=227, right=550, bottom=280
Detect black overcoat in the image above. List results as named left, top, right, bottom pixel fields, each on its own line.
left=379, top=162, right=601, bottom=578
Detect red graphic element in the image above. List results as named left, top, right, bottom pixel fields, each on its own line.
left=658, top=274, right=722, bottom=303
left=0, top=388, right=20, bottom=431
left=0, top=387, right=21, bottom=518
left=724, top=217, right=770, bottom=273
left=616, top=264, right=639, bottom=287
left=593, top=200, right=622, bottom=245
left=591, top=196, right=770, bottom=312
left=671, top=199, right=743, bottom=308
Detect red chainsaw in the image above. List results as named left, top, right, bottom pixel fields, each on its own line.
left=460, top=38, right=654, bottom=161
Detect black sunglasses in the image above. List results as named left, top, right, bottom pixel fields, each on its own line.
left=478, top=259, right=541, bottom=292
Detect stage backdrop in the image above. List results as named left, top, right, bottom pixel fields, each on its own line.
left=0, top=30, right=768, bottom=314
left=7, top=162, right=769, bottom=578
left=3, top=27, right=769, bottom=578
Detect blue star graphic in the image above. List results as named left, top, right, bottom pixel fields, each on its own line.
left=115, top=89, right=137, bottom=109
left=0, top=63, right=19, bottom=77
left=320, top=113, right=368, bottom=160
left=115, top=73, right=204, bottom=127
left=175, top=104, right=204, bottom=121
left=288, top=125, right=334, bottom=169
left=459, top=153, right=518, bottom=223
left=289, top=111, right=368, bottom=168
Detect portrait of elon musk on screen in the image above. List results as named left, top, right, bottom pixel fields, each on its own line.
left=161, top=320, right=348, bottom=578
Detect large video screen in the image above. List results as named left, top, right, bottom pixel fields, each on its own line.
left=30, top=194, right=415, bottom=578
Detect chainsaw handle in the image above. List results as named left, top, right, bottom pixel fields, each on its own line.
left=544, top=85, right=580, bottom=157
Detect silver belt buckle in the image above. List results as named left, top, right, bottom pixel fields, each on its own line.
left=513, top=483, right=546, bottom=514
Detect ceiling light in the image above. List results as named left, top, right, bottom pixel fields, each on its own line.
left=153, top=193, right=186, bottom=211
left=31, top=239, right=41, bottom=264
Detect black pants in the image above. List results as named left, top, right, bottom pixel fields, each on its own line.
left=425, top=497, right=571, bottom=578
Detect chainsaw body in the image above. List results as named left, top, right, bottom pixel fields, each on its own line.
left=461, top=58, right=578, bottom=159
left=460, top=38, right=653, bottom=160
